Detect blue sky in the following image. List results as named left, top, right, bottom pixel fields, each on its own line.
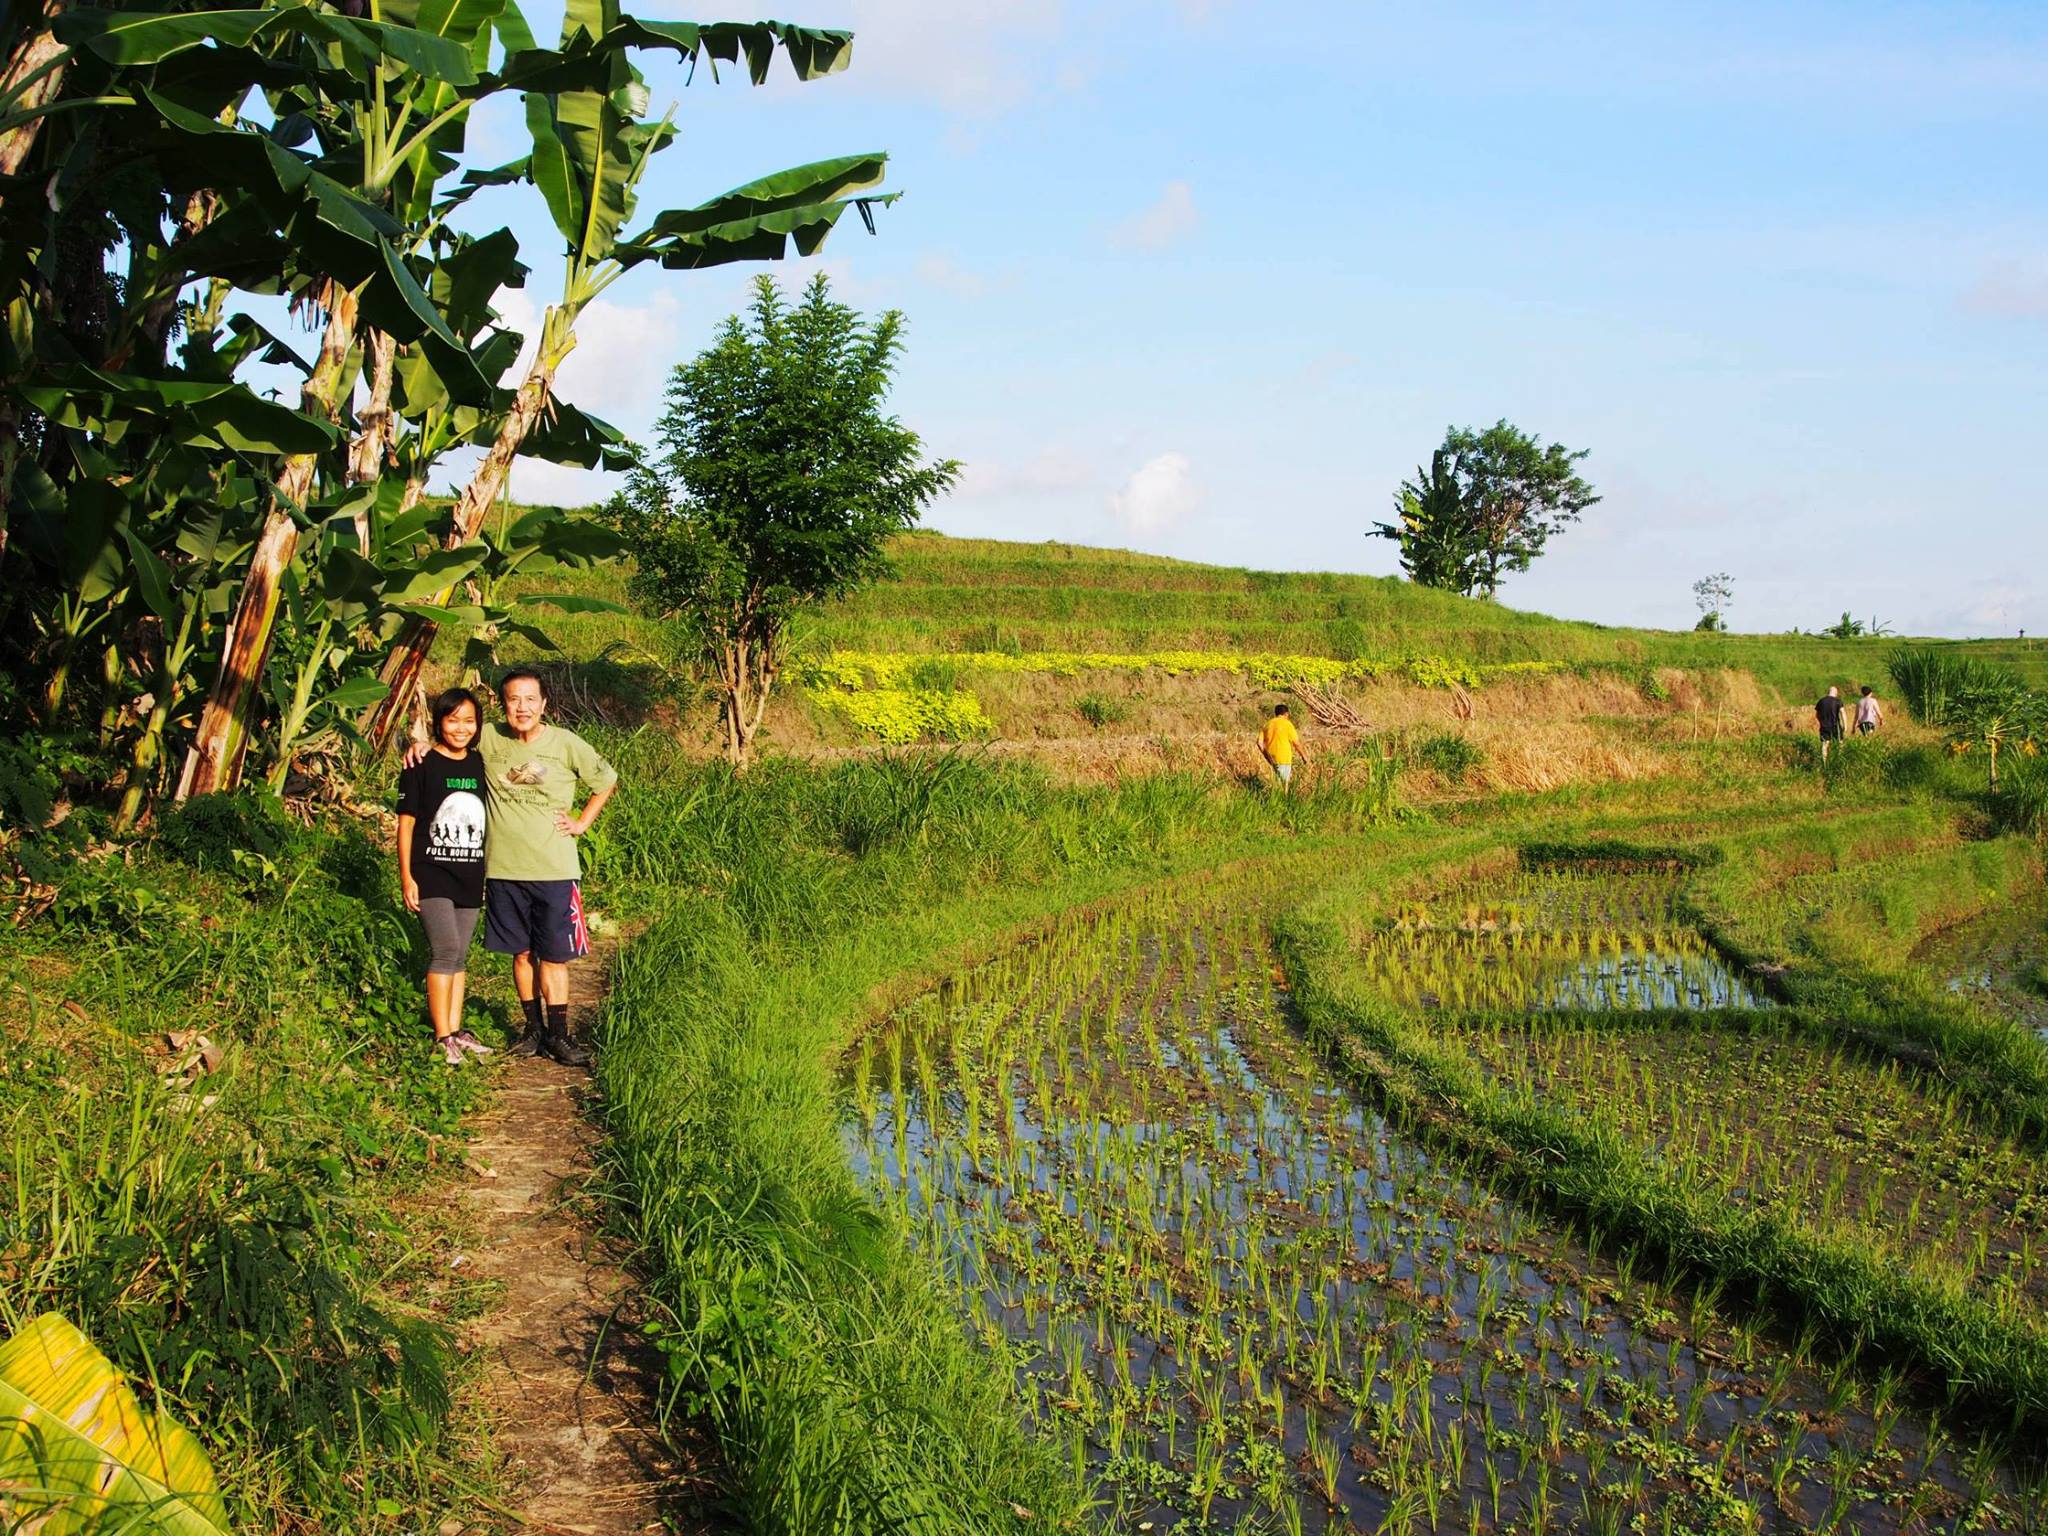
left=452, top=0, right=2048, bottom=637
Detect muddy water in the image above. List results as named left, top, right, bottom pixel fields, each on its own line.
left=843, top=905, right=2025, bottom=1534
left=1910, top=896, right=2048, bottom=1038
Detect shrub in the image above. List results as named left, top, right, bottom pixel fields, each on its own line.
left=1076, top=692, right=1129, bottom=729
left=812, top=686, right=995, bottom=744
left=1639, top=670, right=1671, bottom=703
left=1878, top=744, right=1947, bottom=795
left=1327, top=619, right=1371, bottom=662
left=1992, top=754, right=2048, bottom=840
left=155, top=788, right=299, bottom=873
left=1408, top=731, right=1484, bottom=784
left=0, top=733, right=65, bottom=834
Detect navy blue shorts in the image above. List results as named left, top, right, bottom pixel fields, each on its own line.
left=483, top=879, right=589, bottom=963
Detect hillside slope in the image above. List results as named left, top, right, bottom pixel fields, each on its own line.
left=481, top=524, right=2042, bottom=784
left=514, top=527, right=2042, bottom=698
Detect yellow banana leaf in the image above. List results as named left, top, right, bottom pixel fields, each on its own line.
left=0, top=1313, right=231, bottom=1535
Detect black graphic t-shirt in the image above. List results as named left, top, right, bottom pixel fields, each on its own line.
left=396, top=748, right=487, bottom=905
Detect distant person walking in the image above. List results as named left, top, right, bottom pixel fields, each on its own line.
left=1855, top=685, right=1883, bottom=735
left=1815, top=685, right=1846, bottom=761
left=397, top=688, right=492, bottom=1066
left=407, top=668, right=619, bottom=1066
left=1260, top=703, right=1309, bottom=788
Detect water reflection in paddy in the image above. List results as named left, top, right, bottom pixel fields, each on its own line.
left=844, top=900, right=2021, bottom=1533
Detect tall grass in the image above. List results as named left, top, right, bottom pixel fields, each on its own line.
left=588, top=741, right=1398, bottom=1531
left=1888, top=645, right=2019, bottom=726
left=1994, top=753, right=2048, bottom=841
left=0, top=804, right=488, bottom=1528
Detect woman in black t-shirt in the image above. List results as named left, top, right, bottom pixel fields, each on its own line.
left=397, top=688, right=491, bottom=1065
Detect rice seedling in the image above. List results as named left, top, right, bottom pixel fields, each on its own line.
left=844, top=892, right=2023, bottom=1531
left=1442, top=1006, right=2048, bottom=1325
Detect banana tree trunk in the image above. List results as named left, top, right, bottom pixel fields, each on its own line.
left=347, top=330, right=397, bottom=555
left=114, top=598, right=200, bottom=832
left=0, top=1, right=71, bottom=178
left=176, top=281, right=362, bottom=799
left=361, top=311, right=575, bottom=752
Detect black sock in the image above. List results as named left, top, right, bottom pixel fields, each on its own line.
left=546, top=1003, right=570, bottom=1036
left=522, top=995, right=544, bottom=1034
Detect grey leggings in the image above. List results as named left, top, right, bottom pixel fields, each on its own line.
left=420, top=898, right=481, bottom=975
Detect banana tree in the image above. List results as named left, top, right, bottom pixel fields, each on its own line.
left=361, top=1, right=892, bottom=749
left=115, top=495, right=240, bottom=828
left=164, top=1, right=508, bottom=796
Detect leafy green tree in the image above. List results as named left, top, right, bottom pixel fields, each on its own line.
left=1443, top=420, right=1598, bottom=597
left=1369, top=451, right=1474, bottom=591
left=0, top=0, right=900, bottom=821
left=1370, top=421, right=1597, bottom=597
left=608, top=273, right=957, bottom=766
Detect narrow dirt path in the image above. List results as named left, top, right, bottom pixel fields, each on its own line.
left=456, top=938, right=715, bottom=1533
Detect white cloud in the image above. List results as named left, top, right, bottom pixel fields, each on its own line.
left=1961, top=260, right=2048, bottom=320
left=497, top=286, right=683, bottom=417
left=1107, top=451, right=1199, bottom=533
left=953, top=446, right=1099, bottom=501
left=511, top=455, right=621, bottom=508
left=479, top=287, right=685, bottom=507
left=1110, top=179, right=1198, bottom=251
left=915, top=251, right=998, bottom=298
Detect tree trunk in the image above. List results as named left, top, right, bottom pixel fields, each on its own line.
left=717, top=612, right=779, bottom=771
left=177, top=281, right=362, bottom=799
left=347, top=329, right=397, bottom=555
left=361, top=310, right=576, bottom=753
left=0, top=2, right=72, bottom=179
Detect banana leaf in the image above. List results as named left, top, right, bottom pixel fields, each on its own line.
left=0, top=1312, right=231, bottom=1536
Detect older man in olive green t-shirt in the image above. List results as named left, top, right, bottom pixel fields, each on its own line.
left=413, top=667, right=617, bottom=1065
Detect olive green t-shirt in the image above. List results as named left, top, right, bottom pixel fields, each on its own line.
left=476, top=723, right=617, bottom=882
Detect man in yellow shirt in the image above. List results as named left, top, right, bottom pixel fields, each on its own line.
left=1259, top=703, right=1309, bottom=788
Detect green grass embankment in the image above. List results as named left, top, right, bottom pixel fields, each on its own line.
left=0, top=794, right=496, bottom=1529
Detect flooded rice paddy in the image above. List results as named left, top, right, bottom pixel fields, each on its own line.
left=1442, top=1017, right=2048, bottom=1327
left=1910, top=897, right=2048, bottom=1039
left=843, top=898, right=2029, bottom=1533
left=1359, top=872, right=1768, bottom=1014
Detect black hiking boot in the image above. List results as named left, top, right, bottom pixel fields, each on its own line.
left=507, top=1025, right=546, bottom=1058
left=542, top=1027, right=591, bottom=1068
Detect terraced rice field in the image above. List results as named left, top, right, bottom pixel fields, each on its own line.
left=1441, top=1018, right=2048, bottom=1325
left=1359, top=873, right=1767, bottom=1014
left=1912, top=895, right=2048, bottom=1039
left=843, top=894, right=2029, bottom=1534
